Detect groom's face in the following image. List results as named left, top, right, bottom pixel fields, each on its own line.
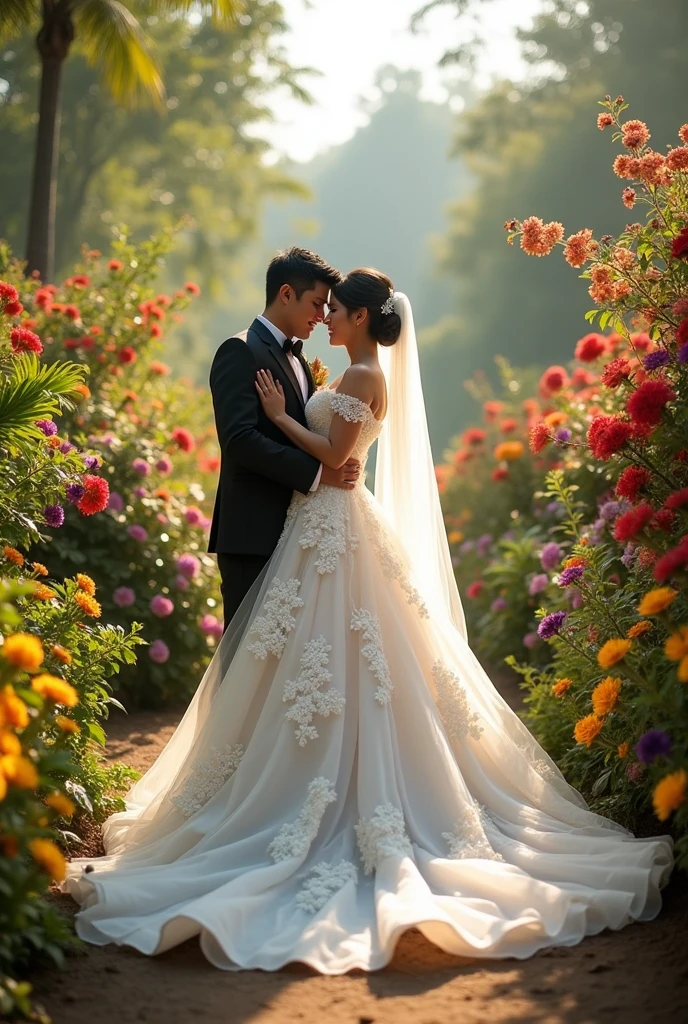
left=285, top=281, right=329, bottom=340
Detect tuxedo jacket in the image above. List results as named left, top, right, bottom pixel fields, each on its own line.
left=208, top=317, right=320, bottom=557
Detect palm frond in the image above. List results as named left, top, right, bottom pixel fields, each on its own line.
left=144, top=1, right=241, bottom=27
left=0, top=0, right=39, bottom=42
left=0, top=354, right=86, bottom=442
left=74, top=0, right=165, bottom=109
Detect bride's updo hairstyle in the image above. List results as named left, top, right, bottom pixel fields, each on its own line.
left=332, top=268, right=402, bottom=347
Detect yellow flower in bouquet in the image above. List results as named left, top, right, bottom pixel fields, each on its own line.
left=1, top=633, right=44, bottom=672
left=637, top=587, right=678, bottom=616
left=597, top=638, right=632, bottom=669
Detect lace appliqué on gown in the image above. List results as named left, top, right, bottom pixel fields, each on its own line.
left=283, top=636, right=345, bottom=746
left=355, top=804, right=413, bottom=875
left=296, top=859, right=359, bottom=913
left=442, top=801, right=504, bottom=862
left=246, top=577, right=304, bottom=660
left=268, top=777, right=337, bottom=862
left=295, top=486, right=358, bottom=575
left=351, top=607, right=393, bottom=705
left=432, top=660, right=483, bottom=743
left=358, top=496, right=429, bottom=619
left=329, top=391, right=373, bottom=424
left=170, top=743, right=244, bottom=819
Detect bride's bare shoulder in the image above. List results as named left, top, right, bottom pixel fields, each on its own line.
left=338, top=364, right=384, bottom=399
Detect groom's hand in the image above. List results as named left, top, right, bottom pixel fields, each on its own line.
left=321, top=458, right=361, bottom=490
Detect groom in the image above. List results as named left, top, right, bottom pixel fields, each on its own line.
left=208, top=247, right=361, bottom=626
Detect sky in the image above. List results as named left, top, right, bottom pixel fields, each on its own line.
left=257, top=0, right=543, bottom=163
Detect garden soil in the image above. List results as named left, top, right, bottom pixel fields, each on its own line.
left=30, top=673, right=688, bottom=1024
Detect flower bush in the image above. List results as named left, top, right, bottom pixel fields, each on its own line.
left=441, top=100, right=688, bottom=865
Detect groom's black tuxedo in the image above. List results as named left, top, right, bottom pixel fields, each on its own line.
left=208, top=318, right=320, bottom=621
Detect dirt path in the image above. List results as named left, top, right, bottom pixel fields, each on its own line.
left=30, top=687, right=688, bottom=1024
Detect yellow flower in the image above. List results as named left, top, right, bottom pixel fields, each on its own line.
left=75, top=573, right=96, bottom=596
left=74, top=591, right=101, bottom=618
left=0, top=731, right=22, bottom=755
left=637, top=587, right=678, bottom=617
left=44, top=792, right=75, bottom=817
left=31, top=674, right=78, bottom=707
left=1, top=633, right=44, bottom=672
left=2, top=545, right=24, bottom=566
left=665, top=626, right=688, bottom=663
left=31, top=562, right=49, bottom=577
left=494, top=441, right=525, bottom=461
left=0, top=685, right=29, bottom=729
left=447, top=530, right=464, bottom=545
left=28, top=838, right=67, bottom=882
left=50, top=644, right=72, bottom=666
left=55, top=715, right=80, bottom=734
left=31, top=583, right=57, bottom=601
left=573, top=714, right=604, bottom=748
left=0, top=753, right=39, bottom=789
left=591, top=676, right=622, bottom=716
left=652, top=769, right=687, bottom=822
left=627, top=620, right=652, bottom=639
left=597, top=638, right=632, bottom=669
left=617, top=742, right=630, bottom=759
left=552, top=678, right=572, bottom=697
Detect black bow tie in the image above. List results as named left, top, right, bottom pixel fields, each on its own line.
left=283, top=337, right=303, bottom=357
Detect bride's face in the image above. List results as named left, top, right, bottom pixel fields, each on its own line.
left=324, top=295, right=358, bottom=348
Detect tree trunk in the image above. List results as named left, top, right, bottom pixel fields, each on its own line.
left=25, top=2, right=74, bottom=283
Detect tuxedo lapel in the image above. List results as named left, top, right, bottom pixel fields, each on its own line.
left=250, top=318, right=305, bottom=410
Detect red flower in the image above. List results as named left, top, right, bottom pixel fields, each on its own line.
left=0, top=282, right=19, bottom=304
left=483, top=400, right=503, bottom=421
left=4, top=300, right=23, bottom=316
left=185, top=281, right=201, bottom=296
left=539, top=365, right=568, bottom=397
left=499, top=418, right=518, bottom=434
left=676, top=319, right=688, bottom=346
left=65, top=275, right=89, bottom=289
left=653, top=539, right=688, bottom=583
left=63, top=338, right=81, bottom=350
left=665, top=488, right=688, bottom=510
left=626, top=378, right=676, bottom=428
left=149, top=360, right=170, bottom=375
left=575, top=333, right=607, bottom=362
left=76, top=475, right=110, bottom=516
left=670, top=227, right=688, bottom=260
left=651, top=509, right=676, bottom=533
left=108, top=259, right=123, bottom=271
left=601, top=357, right=632, bottom=388
left=64, top=304, right=80, bottom=321
left=615, top=465, right=651, bottom=503
left=529, top=422, right=551, bottom=454
left=572, top=367, right=596, bottom=388
left=462, top=427, right=486, bottom=447
left=201, top=455, right=220, bottom=473
left=172, top=427, right=195, bottom=453
left=117, top=345, right=137, bottom=365
left=630, top=332, right=653, bottom=352
left=10, top=326, right=43, bottom=355
left=156, top=294, right=171, bottom=307
left=587, top=415, right=633, bottom=461
left=491, top=466, right=508, bottom=481
left=150, top=323, right=163, bottom=339
left=453, top=449, right=472, bottom=466
left=613, top=503, right=654, bottom=542
left=466, top=581, right=484, bottom=599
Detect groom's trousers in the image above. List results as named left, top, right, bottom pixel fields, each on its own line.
left=217, top=552, right=270, bottom=631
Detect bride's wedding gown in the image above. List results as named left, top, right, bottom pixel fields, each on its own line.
left=61, top=384, right=672, bottom=973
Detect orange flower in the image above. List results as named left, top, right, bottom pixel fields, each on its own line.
left=31, top=583, right=57, bottom=601
left=520, top=216, right=564, bottom=257
left=544, top=411, right=567, bottom=428
left=75, top=573, right=96, bottom=596
left=653, top=770, right=687, bottom=822
left=74, top=591, right=101, bottom=618
left=0, top=685, right=29, bottom=729
left=0, top=731, right=21, bottom=755
left=665, top=626, right=688, bottom=663
left=551, top=678, right=572, bottom=698
left=31, top=562, right=49, bottom=577
left=627, top=620, right=652, bottom=639
left=73, top=383, right=91, bottom=399
left=620, top=119, right=650, bottom=150
left=1, top=753, right=39, bottom=789
left=597, top=638, right=632, bottom=669
left=591, top=676, right=622, bottom=716
left=1, top=633, right=44, bottom=672
left=494, top=441, right=524, bottom=462
left=562, top=556, right=586, bottom=569
left=637, top=588, right=678, bottom=616
left=617, top=742, right=630, bottom=759
left=574, top=715, right=603, bottom=748
left=51, top=644, right=72, bottom=665
left=55, top=715, right=80, bottom=734
left=31, top=674, right=78, bottom=707
left=28, top=838, right=67, bottom=882
left=2, top=545, right=24, bottom=566
left=564, top=228, right=596, bottom=267
left=44, top=792, right=76, bottom=817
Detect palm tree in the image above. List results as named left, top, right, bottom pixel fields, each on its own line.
left=0, top=1, right=238, bottom=283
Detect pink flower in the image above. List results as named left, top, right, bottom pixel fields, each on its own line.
left=113, top=586, right=136, bottom=608
left=184, top=506, right=203, bottom=525
left=132, top=458, right=150, bottom=476
left=127, top=524, right=148, bottom=542
left=173, top=574, right=190, bottom=591
left=155, top=455, right=173, bottom=474
left=134, top=486, right=147, bottom=499
left=149, top=639, right=170, bottom=664
left=108, top=491, right=124, bottom=512
left=200, top=613, right=221, bottom=636
left=150, top=594, right=174, bottom=617
left=176, top=553, right=201, bottom=579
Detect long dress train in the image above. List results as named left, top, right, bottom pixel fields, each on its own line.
left=60, top=387, right=673, bottom=973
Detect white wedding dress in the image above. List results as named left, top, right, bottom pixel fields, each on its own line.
left=61, top=295, right=673, bottom=973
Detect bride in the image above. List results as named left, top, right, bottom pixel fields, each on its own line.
left=61, top=269, right=673, bottom=973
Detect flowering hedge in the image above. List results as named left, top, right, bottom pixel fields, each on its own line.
left=1, top=234, right=223, bottom=708
left=440, top=100, right=688, bottom=865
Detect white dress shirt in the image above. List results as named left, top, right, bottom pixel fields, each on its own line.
left=256, top=315, right=322, bottom=491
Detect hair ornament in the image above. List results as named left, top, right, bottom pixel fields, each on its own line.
left=381, top=292, right=396, bottom=315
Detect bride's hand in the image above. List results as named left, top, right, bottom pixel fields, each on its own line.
left=255, top=369, right=286, bottom=422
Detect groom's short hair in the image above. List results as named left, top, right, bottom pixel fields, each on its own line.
left=266, top=247, right=341, bottom=305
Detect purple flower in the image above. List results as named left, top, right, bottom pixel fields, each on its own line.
left=173, top=574, right=190, bottom=591
left=558, top=565, right=585, bottom=588
left=522, top=632, right=539, bottom=649
left=568, top=588, right=584, bottom=610
left=112, top=586, right=136, bottom=608
left=555, top=428, right=571, bottom=445
left=476, top=533, right=493, bottom=557
left=150, top=594, right=174, bottom=617
left=529, top=573, right=549, bottom=596
left=127, top=524, right=148, bottom=542
left=66, top=483, right=85, bottom=504
left=132, top=458, right=150, bottom=477
left=83, top=454, right=100, bottom=470
left=451, top=554, right=460, bottom=568
left=44, top=504, right=65, bottom=528
left=537, top=610, right=567, bottom=639
left=678, top=341, right=688, bottom=364
left=184, top=506, right=202, bottom=525
left=621, top=542, right=637, bottom=568
left=59, top=440, right=75, bottom=454
left=459, top=539, right=475, bottom=555
left=107, top=491, right=124, bottom=512
left=134, top=486, right=147, bottom=499
left=491, top=596, right=507, bottom=612
left=545, top=501, right=560, bottom=515
left=36, top=419, right=57, bottom=436
left=100, top=434, right=117, bottom=447
left=155, top=455, right=173, bottom=474
left=149, top=639, right=170, bottom=664
left=599, top=499, right=631, bottom=522
left=635, top=729, right=672, bottom=764
left=643, top=349, right=671, bottom=371
left=176, top=553, right=200, bottom=579
left=540, top=542, right=561, bottom=571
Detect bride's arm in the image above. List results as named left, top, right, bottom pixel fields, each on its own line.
left=255, top=366, right=373, bottom=470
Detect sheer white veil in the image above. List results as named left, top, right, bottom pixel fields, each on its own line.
left=374, top=292, right=467, bottom=640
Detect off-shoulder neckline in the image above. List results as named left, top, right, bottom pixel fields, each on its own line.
left=327, top=387, right=385, bottom=424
